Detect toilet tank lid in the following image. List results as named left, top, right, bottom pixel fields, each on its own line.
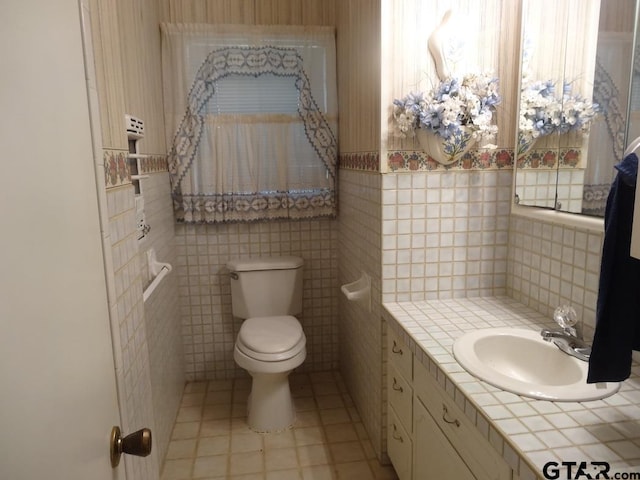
left=227, top=256, right=304, bottom=272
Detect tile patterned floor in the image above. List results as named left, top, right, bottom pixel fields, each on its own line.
left=161, top=371, right=399, bottom=480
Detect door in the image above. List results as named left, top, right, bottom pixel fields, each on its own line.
left=0, top=1, right=124, bottom=479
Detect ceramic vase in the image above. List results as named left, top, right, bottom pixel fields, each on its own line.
left=416, top=127, right=476, bottom=165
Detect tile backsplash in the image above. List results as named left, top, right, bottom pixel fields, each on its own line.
left=507, top=214, right=604, bottom=340
left=381, top=169, right=513, bottom=302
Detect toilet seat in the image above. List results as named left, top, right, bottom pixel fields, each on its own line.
left=236, top=315, right=306, bottom=361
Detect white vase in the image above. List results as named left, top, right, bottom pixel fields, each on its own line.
left=517, top=135, right=537, bottom=157
left=416, top=127, right=476, bottom=165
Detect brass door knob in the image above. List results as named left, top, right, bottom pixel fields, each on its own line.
left=110, top=426, right=152, bottom=468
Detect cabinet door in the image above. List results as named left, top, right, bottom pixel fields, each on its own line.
left=388, top=406, right=412, bottom=480
left=413, top=397, right=476, bottom=480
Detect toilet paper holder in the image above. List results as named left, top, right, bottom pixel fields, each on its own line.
left=341, top=272, right=371, bottom=312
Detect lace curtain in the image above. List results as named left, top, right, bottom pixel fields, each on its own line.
left=161, top=24, right=338, bottom=223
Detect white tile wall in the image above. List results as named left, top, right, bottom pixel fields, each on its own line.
left=507, top=214, right=604, bottom=340
left=175, top=219, right=339, bottom=380
left=139, top=171, right=185, bottom=465
left=106, top=182, right=160, bottom=480
left=516, top=169, right=585, bottom=212
left=338, top=166, right=516, bottom=465
left=337, top=168, right=385, bottom=461
left=382, top=170, right=513, bottom=302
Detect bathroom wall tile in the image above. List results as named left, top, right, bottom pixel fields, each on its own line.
left=337, top=168, right=384, bottom=461
left=175, top=218, right=339, bottom=380
left=507, top=215, right=603, bottom=339
left=382, top=170, right=511, bottom=302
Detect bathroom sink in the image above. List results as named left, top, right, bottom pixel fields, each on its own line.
left=452, top=328, right=620, bottom=401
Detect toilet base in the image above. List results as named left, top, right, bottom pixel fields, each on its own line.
left=246, top=370, right=295, bottom=432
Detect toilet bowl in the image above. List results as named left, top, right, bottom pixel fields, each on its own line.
left=227, top=256, right=306, bottom=432
left=234, top=316, right=306, bottom=432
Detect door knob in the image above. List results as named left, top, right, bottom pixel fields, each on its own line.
left=110, top=426, right=152, bottom=468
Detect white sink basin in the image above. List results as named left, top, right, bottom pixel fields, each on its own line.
left=453, top=328, right=620, bottom=401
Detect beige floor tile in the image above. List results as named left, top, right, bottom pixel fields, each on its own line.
left=172, top=421, right=201, bottom=440
left=229, top=450, right=265, bottom=476
left=264, top=429, right=296, bottom=450
left=301, top=464, right=336, bottom=480
left=184, top=382, right=208, bottom=394
left=295, top=410, right=322, bottom=427
left=294, top=426, right=326, bottom=446
left=177, top=405, right=203, bottom=423
left=205, top=389, right=233, bottom=405
left=294, top=396, right=318, bottom=411
left=202, top=403, right=232, bottom=420
left=229, top=474, right=265, bottom=480
left=161, top=458, right=193, bottom=480
left=292, top=384, right=315, bottom=398
left=369, top=460, right=400, bottom=480
left=334, top=460, right=374, bottom=479
left=163, top=377, right=399, bottom=480
left=207, top=379, right=234, bottom=392
left=197, top=436, right=230, bottom=456
left=328, top=441, right=365, bottom=463
left=231, top=431, right=264, bottom=453
left=320, top=408, right=351, bottom=425
left=166, top=439, right=198, bottom=460
left=192, top=454, right=228, bottom=478
left=266, top=468, right=302, bottom=480
left=265, top=446, right=299, bottom=470
left=200, top=419, right=232, bottom=437
left=297, top=444, right=330, bottom=467
left=312, top=382, right=341, bottom=396
left=182, top=392, right=206, bottom=406
left=324, top=423, right=359, bottom=443
left=316, top=394, right=345, bottom=410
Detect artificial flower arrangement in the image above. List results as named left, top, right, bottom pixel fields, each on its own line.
left=518, top=79, right=600, bottom=155
left=392, top=72, right=501, bottom=164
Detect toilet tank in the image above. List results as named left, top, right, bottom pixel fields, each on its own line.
left=227, top=256, right=304, bottom=319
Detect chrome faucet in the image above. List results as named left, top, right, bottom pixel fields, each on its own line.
left=540, top=306, right=591, bottom=362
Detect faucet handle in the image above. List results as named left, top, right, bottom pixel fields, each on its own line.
left=553, top=305, right=577, bottom=329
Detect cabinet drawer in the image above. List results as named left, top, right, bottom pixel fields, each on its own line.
left=387, top=362, right=412, bottom=431
left=388, top=405, right=412, bottom=480
left=387, top=330, right=412, bottom=381
left=413, top=359, right=511, bottom=480
left=413, top=397, right=476, bottom=480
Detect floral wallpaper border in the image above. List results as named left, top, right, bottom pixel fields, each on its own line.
left=139, top=155, right=168, bottom=175
left=104, top=150, right=130, bottom=188
left=104, top=150, right=168, bottom=189
left=516, top=147, right=582, bottom=170
left=387, top=148, right=514, bottom=172
left=338, top=152, right=380, bottom=172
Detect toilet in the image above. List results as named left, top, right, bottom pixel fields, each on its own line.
left=227, top=255, right=306, bottom=432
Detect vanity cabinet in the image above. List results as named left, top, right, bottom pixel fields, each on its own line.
left=413, top=359, right=512, bottom=480
left=386, top=331, right=413, bottom=480
left=387, top=329, right=512, bottom=480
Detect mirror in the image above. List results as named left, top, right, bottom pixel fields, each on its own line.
left=515, top=0, right=638, bottom=217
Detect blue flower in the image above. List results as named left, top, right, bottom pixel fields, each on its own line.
left=392, top=72, right=501, bottom=142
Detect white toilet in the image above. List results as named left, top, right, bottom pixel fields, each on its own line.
left=227, top=255, right=306, bottom=432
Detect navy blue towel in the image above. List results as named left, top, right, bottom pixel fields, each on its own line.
left=587, top=153, right=640, bottom=383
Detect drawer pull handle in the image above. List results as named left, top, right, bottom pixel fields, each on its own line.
left=392, top=378, right=403, bottom=392
left=442, top=405, right=460, bottom=427
left=392, top=423, right=404, bottom=443
left=391, top=340, right=403, bottom=355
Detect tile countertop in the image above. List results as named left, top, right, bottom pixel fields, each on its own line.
left=382, top=296, right=640, bottom=480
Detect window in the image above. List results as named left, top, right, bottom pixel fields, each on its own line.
left=161, top=24, right=338, bottom=223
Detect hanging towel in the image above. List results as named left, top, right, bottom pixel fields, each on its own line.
left=588, top=153, right=640, bottom=383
